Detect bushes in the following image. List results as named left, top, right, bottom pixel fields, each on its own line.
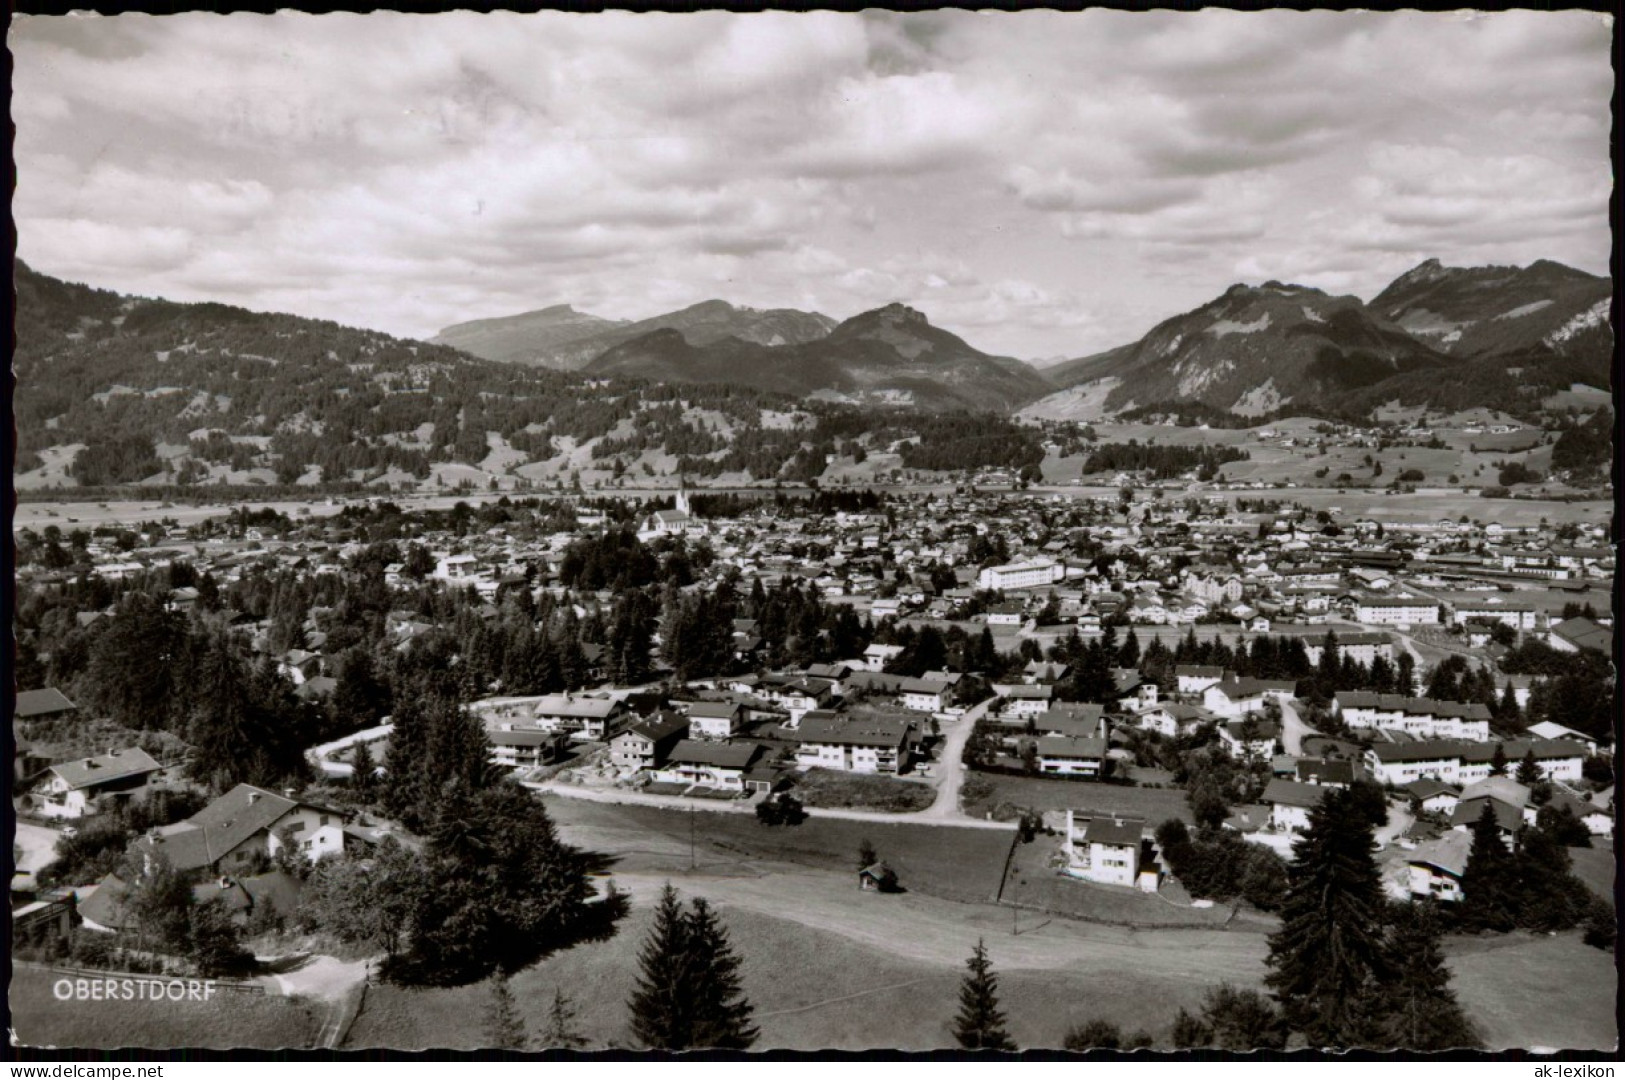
left=1155, top=818, right=1290, bottom=911
left=754, top=793, right=807, bottom=827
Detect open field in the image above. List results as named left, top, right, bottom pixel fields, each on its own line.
left=1445, top=932, right=1617, bottom=1051
left=544, top=795, right=1013, bottom=905
left=343, top=902, right=1251, bottom=1051
left=1566, top=842, right=1616, bottom=905
left=1002, top=836, right=1247, bottom=930
left=793, top=768, right=937, bottom=813
left=960, top=772, right=1193, bottom=825
left=9, top=966, right=322, bottom=1050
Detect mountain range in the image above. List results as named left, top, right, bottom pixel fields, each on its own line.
left=437, top=257, right=1610, bottom=422
left=434, top=299, right=836, bottom=370
left=583, top=302, right=1053, bottom=413
left=1025, top=258, right=1611, bottom=421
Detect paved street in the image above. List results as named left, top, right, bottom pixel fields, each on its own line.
left=1277, top=697, right=1318, bottom=757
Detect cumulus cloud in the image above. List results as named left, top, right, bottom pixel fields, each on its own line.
left=10, top=9, right=1612, bottom=360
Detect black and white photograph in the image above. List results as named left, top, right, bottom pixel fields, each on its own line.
left=7, top=7, right=1617, bottom=1059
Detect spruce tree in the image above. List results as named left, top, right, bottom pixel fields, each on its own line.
left=684, top=898, right=759, bottom=1049
left=1514, top=749, right=1542, bottom=788
left=541, top=988, right=587, bottom=1050
left=953, top=939, right=1016, bottom=1051
left=484, top=973, right=528, bottom=1050
left=1264, top=786, right=1391, bottom=1047
left=1488, top=743, right=1509, bottom=776
left=1458, top=802, right=1515, bottom=933
left=1374, top=902, right=1481, bottom=1050
left=629, top=884, right=693, bottom=1050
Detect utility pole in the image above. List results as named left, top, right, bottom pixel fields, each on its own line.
left=689, top=804, right=696, bottom=871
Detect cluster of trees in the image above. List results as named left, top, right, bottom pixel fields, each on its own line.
left=1153, top=818, right=1288, bottom=910
left=301, top=776, right=622, bottom=986
left=895, top=414, right=1046, bottom=475
left=1455, top=803, right=1611, bottom=939
left=627, top=885, right=757, bottom=1050
left=1495, top=643, right=1613, bottom=742
left=1263, top=786, right=1481, bottom=1050
left=1080, top=441, right=1250, bottom=481
left=1549, top=408, right=1611, bottom=478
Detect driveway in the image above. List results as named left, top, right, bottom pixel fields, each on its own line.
left=1278, top=698, right=1319, bottom=757
left=914, top=697, right=993, bottom=823
left=531, top=779, right=1012, bottom=831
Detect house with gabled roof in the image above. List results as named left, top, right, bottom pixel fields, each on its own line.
left=794, top=714, right=912, bottom=775
left=132, top=784, right=350, bottom=877
left=651, top=740, right=762, bottom=792
left=1062, top=812, right=1154, bottom=891
left=33, top=748, right=163, bottom=820
left=610, top=711, right=690, bottom=772
left=14, top=687, right=80, bottom=722
left=1407, top=830, right=1472, bottom=903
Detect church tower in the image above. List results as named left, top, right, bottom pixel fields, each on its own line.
left=675, top=476, right=690, bottom=516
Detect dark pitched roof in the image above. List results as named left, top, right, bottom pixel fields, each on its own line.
left=15, top=688, right=78, bottom=719
left=1262, top=778, right=1329, bottom=810
left=665, top=739, right=761, bottom=770
left=795, top=714, right=912, bottom=749
left=49, top=747, right=162, bottom=791
left=137, top=784, right=339, bottom=872
left=1081, top=816, right=1144, bottom=848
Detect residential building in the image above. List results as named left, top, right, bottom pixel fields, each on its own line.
left=685, top=701, right=745, bottom=741
left=33, top=748, right=162, bottom=820
left=794, top=714, right=912, bottom=774
left=608, top=712, right=690, bottom=771
left=1062, top=812, right=1154, bottom=891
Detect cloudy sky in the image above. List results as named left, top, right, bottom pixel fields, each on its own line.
left=12, top=10, right=1614, bottom=360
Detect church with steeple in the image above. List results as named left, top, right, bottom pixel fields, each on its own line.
left=637, top=476, right=704, bottom=540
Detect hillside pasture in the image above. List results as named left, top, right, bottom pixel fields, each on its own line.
left=9, top=967, right=322, bottom=1050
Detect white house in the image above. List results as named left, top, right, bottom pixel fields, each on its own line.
left=794, top=714, right=912, bottom=775
left=684, top=701, right=744, bottom=741
left=1062, top=812, right=1154, bottom=891
left=33, top=748, right=163, bottom=820
left=1260, top=779, right=1326, bottom=835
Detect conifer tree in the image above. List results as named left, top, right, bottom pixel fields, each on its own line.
left=1488, top=742, right=1509, bottom=776
left=541, top=988, right=587, bottom=1050
left=1264, top=787, right=1391, bottom=1047
left=484, top=973, right=528, bottom=1050
left=627, top=885, right=756, bottom=1050
left=1458, top=802, right=1516, bottom=933
left=684, top=897, right=758, bottom=1049
left=628, top=884, right=694, bottom=1050
left=1374, top=902, right=1481, bottom=1051
left=1514, top=748, right=1542, bottom=788
left=953, top=939, right=1016, bottom=1051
